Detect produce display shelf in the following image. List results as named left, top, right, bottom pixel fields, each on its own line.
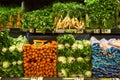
left=0, top=28, right=119, bottom=34
left=1, top=77, right=118, bottom=80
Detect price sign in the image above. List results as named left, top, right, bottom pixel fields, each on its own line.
left=36, top=29, right=41, bottom=33
left=77, top=78, right=84, bottom=80
left=101, top=29, right=111, bottom=34
left=77, top=30, right=84, bottom=33
left=85, top=29, right=92, bottom=33
left=100, top=78, right=110, bottom=80
left=63, top=78, right=77, bottom=80
left=29, top=29, right=34, bottom=33
left=65, top=29, right=77, bottom=33
left=94, top=29, right=100, bottom=33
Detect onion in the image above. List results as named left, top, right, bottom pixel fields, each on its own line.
left=9, top=45, right=16, bottom=52
left=68, top=57, right=75, bottom=63
left=12, top=61, right=17, bottom=66
left=83, top=40, right=91, bottom=47
left=58, top=56, right=66, bottom=64
left=85, top=71, right=92, bottom=77
left=65, top=43, right=70, bottom=48
left=72, top=44, right=78, bottom=50
left=2, top=47, right=7, bottom=53
left=77, top=57, right=84, bottom=62
left=17, top=60, right=23, bottom=65
left=3, top=61, right=10, bottom=68
left=58, top=44, right=64, bottom=50
left=77, top=44, right=84, bottom=50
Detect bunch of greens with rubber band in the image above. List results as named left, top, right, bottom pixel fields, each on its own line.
left=0, top=5, right=22, bottom=27
left=57, top=34, right=92, bottom=78
left=85, top=0, right=119, bottom=29
left=0, top=32, right=28, bottom=77
left=21, top=6, right=55, bottom=33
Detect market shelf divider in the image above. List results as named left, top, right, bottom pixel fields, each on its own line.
left=1, top=77, right=118, bottom=80
left=1, top=27, right=120, bottom=34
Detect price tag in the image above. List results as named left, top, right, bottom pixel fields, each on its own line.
left=56, top=29, right=65, bottom=33
left=101, top=29, right=111, bottom=34
left=36, top=29, right=41, bottom=33
left=111, top=78, right=120, bottom=80
left=100, top=78, right=110, bottom=80
left=20, top=77, right=30, bottom=80
left=29, top=29, right=34, bottom=33
left=63, top=78, right=77, bottom=80
left=22, top=29, right=28, bottom=32
left=77, top=30, right=84, bottom=33
left=7, top=28, right=10, bottom=32
left=94, top=29, right=100, bottom=33
left=0, top=28, right=5, bottom=32
left=38, top=77, right=43, bottom=80
left=85, top=29, right=92, bottom=33
left=77, top=78, right=84, bottom=80
left=65, top=29, right=77, bottom=33
left=31, top=77, right=38, bottom=80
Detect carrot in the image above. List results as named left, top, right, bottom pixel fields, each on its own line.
left=16, top=21, right=21, bottom=26
left=17, top=12, right=21, bottom=21
left=23, top=41, right=57, bottom=77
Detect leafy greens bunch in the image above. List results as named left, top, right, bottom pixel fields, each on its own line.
left=85, top=0, right=119, bottom=29
left=21, top=6, right=55, bottom=33
left=0, top=5, right=22, bottom=27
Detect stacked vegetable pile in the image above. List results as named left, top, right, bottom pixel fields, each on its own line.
left=53, top=2, right=85, bottom=30
left=91, top=37, right=120, bottom=78
left=85, top=0, right=119, bottom=29
left=0, top=5, right=22, bottom=28
left=21, top=2, right=85, bottom=32
left=57, top=34, right=92, bottom=78
left=23, top=40, right=57, bottom=77
left=0, top=32, right=28, bottom=77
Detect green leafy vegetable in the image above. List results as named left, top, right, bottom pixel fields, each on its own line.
left=85, top=0, right=119, bottom=29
